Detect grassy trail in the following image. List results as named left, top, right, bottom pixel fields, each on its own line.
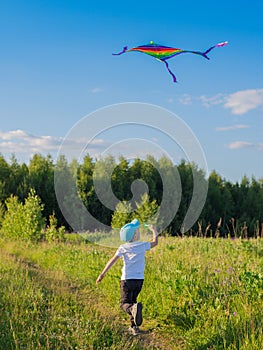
left=1, top=237, right=263, bottom=349
left=0, top=241, right=170, bottom=350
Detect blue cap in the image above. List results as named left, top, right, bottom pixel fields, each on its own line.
left=120, top=219, right=140, bottom=242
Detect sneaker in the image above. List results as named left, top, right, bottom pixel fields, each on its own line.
left=131, top=302, right=143, bottom=326
left=128, top=326, right=140, bottom=335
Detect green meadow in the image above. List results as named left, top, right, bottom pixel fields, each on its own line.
left=0, top=236, right=263, bottom=349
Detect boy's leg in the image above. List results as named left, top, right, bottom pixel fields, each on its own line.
left=131, top=301, right=143, bottom=326
left=120, top=279, right=143, bottom=327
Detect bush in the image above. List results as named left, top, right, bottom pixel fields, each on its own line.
left=1, top=195, right=23, bottom=240
left=45, top=213, right=66, bottom=243
left=0, top=202, right=5, bottom=228
left=1, top=189, right=45, bottom=242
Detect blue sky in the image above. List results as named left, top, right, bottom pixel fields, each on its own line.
left=0, top=0, right=263, bottom=183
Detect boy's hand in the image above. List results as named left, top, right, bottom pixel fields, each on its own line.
left=96, top=273, right=104, bottom=284
left=95, top=254, right=119, bottom=284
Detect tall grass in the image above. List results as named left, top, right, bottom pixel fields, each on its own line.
left=1, top=236, right=263, bottom=349
left=0, top=241, right=144, bottom=349
left=143, top=237, right=263, bottom=349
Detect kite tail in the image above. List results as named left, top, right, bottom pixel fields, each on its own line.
left=202, top=41, right=228, bottom=59
left=112, top=46, right=128, bottom=55
left=163, top=60, right=177, bottom=83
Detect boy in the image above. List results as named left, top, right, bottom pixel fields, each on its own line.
left=96, top=219, right=158, bottom=335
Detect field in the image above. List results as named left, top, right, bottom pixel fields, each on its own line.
left=0, top=236, right=263, bottom=350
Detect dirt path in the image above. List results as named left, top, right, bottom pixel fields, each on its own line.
left=1, top=250, right=178, bottom=349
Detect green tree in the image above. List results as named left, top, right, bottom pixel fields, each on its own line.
left=0, top=154, right=11, bottom=204
left=134, top=193, right=159, bottom=226
left=28, top=154, right=56, bottom=219
left=1, top=195, right=23, bottom=240
left=202, top=170, right=224, bottom=230
left=55, top=155, right=81, bottom=230
left=160, top=158, right=182, bottom=234
left=111, top=193, right=159, bottom=229
left=220, top=180, right=234, bottom=236
left=1, top=189, right=45, bottom=242
left=200, top=172, right=234, bottom=237
left=0, top=202, right=5, bottom=227
left=111, top=156, right=131, bottom=201
left=111, top=201, right=133, bottom=229
left=8, top=155, right=29, bottom=201
left=77, top=154, right=95, bottom=213
left=23, top=189, right=45, bottom=242
left=91, top=155, right=116, bottom=225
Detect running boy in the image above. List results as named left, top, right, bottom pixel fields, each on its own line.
left=96, top=219, right=158, bottom=335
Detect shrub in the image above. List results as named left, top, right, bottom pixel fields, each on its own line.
left=1, top=195, right=23, bottom=240
left=45, top=213, right=66, bottom=243
left=1, top=189, right=45, bottom=242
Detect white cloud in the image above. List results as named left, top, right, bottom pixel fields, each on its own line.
left=0, top=129, right=28, bottom=140
left=224, top=89, right=263, bottom=115
left=0, top=130, right=62, bottom=154
left=178, top=94, right=193, bottom=105
left=226, top=141, right=254, bottom=150
left=91, top=87, right=104, bottom=93
left=0, top=130, right=109, bottom=161
left=216, top=124, right=249, bottom=131
left=198, top=89, right=263, bottom=115
left=199, top=93, right=226, bottom=108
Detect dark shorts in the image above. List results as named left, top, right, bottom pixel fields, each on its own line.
left=120, top=279, right=144, bottom=310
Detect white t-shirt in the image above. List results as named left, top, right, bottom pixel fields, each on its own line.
left=116, top=241, right=151, bottom=280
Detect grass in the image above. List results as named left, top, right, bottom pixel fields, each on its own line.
left=0, top=236, right=263, bottom=349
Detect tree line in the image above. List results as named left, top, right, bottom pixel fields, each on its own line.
left=0, top=153, right=263, bottom=238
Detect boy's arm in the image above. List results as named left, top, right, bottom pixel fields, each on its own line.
left=96, top=253, right=120, bottom=284
left=150, top=225, right=158, bottom=248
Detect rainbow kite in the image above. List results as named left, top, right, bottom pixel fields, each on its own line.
left=113, top=41, right=228, bottom=83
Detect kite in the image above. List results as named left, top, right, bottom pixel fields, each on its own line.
left=113, top=40, right=228, bottom=83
